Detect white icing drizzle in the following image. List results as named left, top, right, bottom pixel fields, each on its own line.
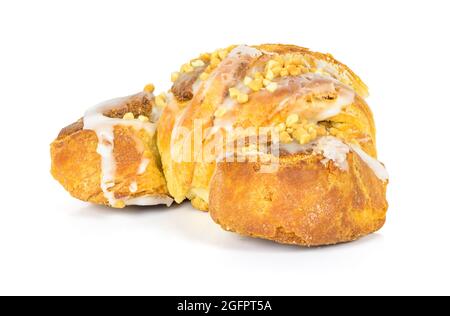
left=94, top=128, right=117, bottom=205
left=313, top=137, right=350, bottom=170
left=138, top=158, right=150, bottom=175
left=349, top=144, right=389, bottom=182
left=279, top=137, right=349, bottom=170
left=170, top=105, right=190, bottom=156
left=215, top=149, right=272, bottom=165
left=279, top=136, right=388, bottom=182
left=83, top=93, right=160, bottom=207
left=125, top=195, right=174, bottom=207
left=316, top=60, right=340, bottom=78
left=272, top=73, right=355, bottom=122
left=129, top=182, right=138, bottom=193
left=228, top=45, right=263, bottom=59
left=207, top=114, right=235, bottom=142
left=218, top=136, right=388, bottom=182
left=192, top=79, right=203, bottom=96
left=315, top=59, right=368, bottom=98
left=219, top=97, right=237, bottom=111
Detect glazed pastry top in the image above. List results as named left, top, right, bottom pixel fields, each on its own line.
left=165, top=44, right=372, bottom=146
left=75, top=44, right=387, bottom=207
left=153, top=44, right=387, bottom=205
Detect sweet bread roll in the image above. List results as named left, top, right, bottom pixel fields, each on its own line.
left=157, top=44, right=388, bottom=245
left=51, top=90, right=173, bottom=208
left=51, top=43, right=388, bottom=246
left=209, top=142, right=388, bottom=246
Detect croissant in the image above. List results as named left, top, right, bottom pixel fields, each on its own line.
left=51, top=44, right=388, bottom=246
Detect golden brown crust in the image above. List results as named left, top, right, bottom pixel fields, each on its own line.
left=209, top=152, right=388, bottom=247
left=51, top=93, right=169, bottom=207
left=51, top=128, right=102, bottom=202
left=51, top=125, right=169, bottom=206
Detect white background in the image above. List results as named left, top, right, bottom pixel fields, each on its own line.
left=0, top=0, right=449, bottom=296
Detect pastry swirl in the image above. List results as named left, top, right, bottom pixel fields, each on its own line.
left=51, top=44, right=388, bottom=246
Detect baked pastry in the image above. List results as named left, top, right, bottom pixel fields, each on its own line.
left=51, top=89, right=173, bottom=208
left=157, top=44, right=388, bottom=245
left=51, top=44, right=388, bottom=246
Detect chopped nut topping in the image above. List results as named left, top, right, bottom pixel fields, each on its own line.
left=199, top=72, right=210, bottom=81
left=275, top=123, right=286, bottom=132
left=274, top=55, right=285, bottom=66
left=248, top=78, right=263, bottom=92
left=329, top=127, right=347, bottom=140
left=286, top=114, right=299, bottom=127
left=191, top=59, right=205, bottom=68
left=263, top=79, right=272, bottom=87
left=261, top=53, right=314, bottom=82
left=114, top=201, right=126, bottom=209
left=254, top=72, right=264, bottom=80
left=292, top=127, right=311, bottom=144
left=229, top=88, right=240, bottom=99
left=237, top=93, right=249, bottom=104
left=155, top=93, right=167, bottom=108
left=280, top=68, right=290, bottom=77
left=265, top=69, right=275, bottom=81
left=181, top=63, right=194, bottom=73
left=287, top=65, right=301, bottom=76
left=197, top=46, right=234, bottom=74
left=280, top=131, right=293, bottom=143
left=171, top=72, right=180, bottom=83
left=138, top=115, right=149, bottom=122
left=144, top=83, right=155, bottom=93
left=272, top=66, right=282, bottom=76
left=123, top=112, right=135, bottom=120
left=214, top=107, right=227, bottom=118
left=266, top=82, right=278, bottom=93
left=200, top=53, right=211, bottom=62
left=267, top=60, right=280, bottom=69
left=292, top=55, right=303, bottom=65
left=229, top=87, right=250, bottom=104
left=210, top=57, right=221, bottom=67
left=282, top=120, right=328, bottom=145
left=218, top=49, right=228, bottom=60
